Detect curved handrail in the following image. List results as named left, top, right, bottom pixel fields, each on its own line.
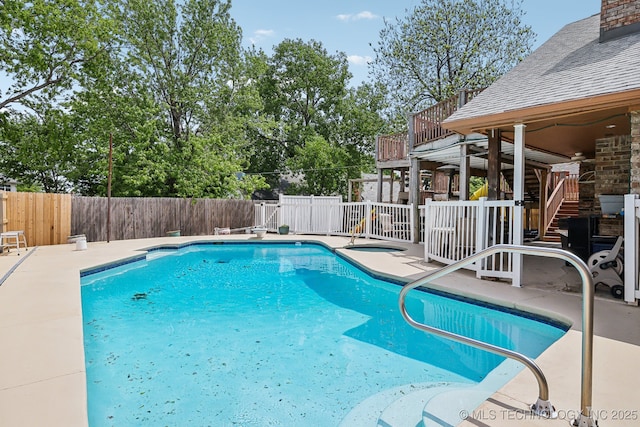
left=398, top=244, right=594, bottom=421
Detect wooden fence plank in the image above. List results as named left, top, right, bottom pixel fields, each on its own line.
left=4, top=192, right=71, bottom=246
left=71, top=196, right=254, bottom=242
left=4, top=193, right=255, bottom=245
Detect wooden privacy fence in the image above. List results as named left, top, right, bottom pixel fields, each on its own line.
left=72, top=197, right=254, bottom=242
left=2, top=191, right=72, bottom=246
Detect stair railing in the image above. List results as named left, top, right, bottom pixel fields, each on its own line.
left=398, top=244, right=597, bottom=426
left=545, top=177, right=566, bottom=234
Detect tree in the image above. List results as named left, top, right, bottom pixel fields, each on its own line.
left=63, top=0, right=267, bottom=198
left=252, top=39, right=352, bottom=189
left=370, top=0, right=535, bottom=112
left=0, top=108, right=76, bottom=192
left=336, top=82, right=390, bottom=177
left=0, top=0, right=113, bottom=110
left=286, top=135, right=349, bottom=196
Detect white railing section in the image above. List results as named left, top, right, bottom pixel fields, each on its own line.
left=624, top=194, right=640, bottom=304
left=424, top=199, right=477, bottom=265
left=424, top=198, right=516, bottom=280
left=254, top=202, right=280, bottom=230
left=279, top=195, right=343, bottom=234
left=254, top=196, right=518, bottom=282
left=254, top=199, right=414, bottom=243
left=477, top=200, right=516, bottom=280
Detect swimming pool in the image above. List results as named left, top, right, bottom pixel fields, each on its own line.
left=81, top=242, right=567, bottom=426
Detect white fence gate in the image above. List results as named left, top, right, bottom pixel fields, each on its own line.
left=423, top=198, right=516, bottom=281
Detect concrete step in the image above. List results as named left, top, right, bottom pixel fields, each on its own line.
left=339, top=382, right=457, bottom=427
left=422, top=387, right=493, bottom=427
left=376, top=382, right=465, bottom=427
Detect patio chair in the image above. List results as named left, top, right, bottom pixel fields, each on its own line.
left=0, top=230, right=28, bottom=255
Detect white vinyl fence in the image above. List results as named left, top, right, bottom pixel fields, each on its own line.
left=254, top=198, right=414, bottom=243
left=254, top=196, right=519, bottom=283
left=423, top=198, right=516, bottom=281
left=624, top=194, right=640, bottom=304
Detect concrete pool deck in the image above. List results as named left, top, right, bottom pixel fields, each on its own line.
left=1, top=234, right=639, bottom=426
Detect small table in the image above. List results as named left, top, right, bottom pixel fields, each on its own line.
left=0, top=231, right=28, bottom=255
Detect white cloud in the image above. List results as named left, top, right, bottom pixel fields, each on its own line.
left=354, top=11, right=377, bottom=20
left=249, top=29, right=275, bottom=45
left=347, top=55, right=372, bottom=66
left=336, top=11, right=378, bottom=22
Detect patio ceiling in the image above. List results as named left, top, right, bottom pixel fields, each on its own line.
left=412, top=133, right=571, bottom=171
left=459, top=105, right=633, bottom=160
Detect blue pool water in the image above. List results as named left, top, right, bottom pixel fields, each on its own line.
left=81, top=242, right=566, bottom=426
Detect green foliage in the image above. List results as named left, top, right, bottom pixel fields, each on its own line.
left=469, top=176, right=486, bottom=196
left=252, top=39, right=353, bottom=188
left=0, top=109, right=75, bottom=193
left=0, top=2, right=385, bottom=199
left=370, top=0, right=535, bottom=112
left=286, top=135, right=349, bottom=197
left=0, top=0, right=114, bottom=110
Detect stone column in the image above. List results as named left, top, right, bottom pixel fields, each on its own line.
left=630, top=111, right=640, bottom=195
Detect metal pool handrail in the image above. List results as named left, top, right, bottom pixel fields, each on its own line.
left=398, top=244, right=595, bottom=424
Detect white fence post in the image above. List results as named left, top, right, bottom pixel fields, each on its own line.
left=624, top=194, right=638, bottom=304
left=409, top=203, right=415, bottom=243
left=364, top=200, right=372, bottom=239
left=424, top=199, right=432, bottom=263
left=475, top=197, right=487, bottom=279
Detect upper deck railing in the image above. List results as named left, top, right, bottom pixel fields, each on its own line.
left=376, top=132, right=409, bottom=162
left=413, top=88, right=484, bottom=148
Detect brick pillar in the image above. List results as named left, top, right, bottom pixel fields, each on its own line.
left=579, top=160, right=596, bottom=216
left=595, top=133, right=631, bottom=236
left=630, top=111, right=640, bottom=194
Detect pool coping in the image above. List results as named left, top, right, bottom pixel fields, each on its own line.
left=1, top=234, right=640, bottom=427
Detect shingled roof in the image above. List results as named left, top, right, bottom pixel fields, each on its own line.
left=442, top=13, right=640, bottom=134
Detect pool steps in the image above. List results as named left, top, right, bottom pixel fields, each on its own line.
left=376, top=382, right=468, bottom=426
left=339, top=382, right=458, bottom=427
left=340, top=359, right=523, bottom=426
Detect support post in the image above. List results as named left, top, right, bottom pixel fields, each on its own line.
left=107, top=133, right=113, bottom=243
left=512, top=124, right=526, bottom=287
left=376, top=169, right=384, bottom=203
left=624, top=194, right=639, bottom=304
left=487, top=129, right=501, bottom=200
left=389, top=169, right=394, bottom=203
left=459, top=142, right=470, bottom=200
left=409, top=157, right=421, bottom=243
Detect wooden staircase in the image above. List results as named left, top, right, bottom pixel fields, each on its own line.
left=542, top=200, right=579, bottom=242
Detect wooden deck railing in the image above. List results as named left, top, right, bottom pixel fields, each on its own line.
left=376, top=132, right=409, bottom=162
left=545, top=173, right=579, bottom=232
left=413, top=88, right=484, bottom=148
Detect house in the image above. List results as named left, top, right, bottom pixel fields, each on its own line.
left=0, top=176, right=17, bottom=192
left=376, top=0, right=640, bottom=293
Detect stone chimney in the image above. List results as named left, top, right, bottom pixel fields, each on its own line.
left=600, top=0, right=640, bottom=42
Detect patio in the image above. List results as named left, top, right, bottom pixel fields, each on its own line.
left=1, top=234, right=639, bottom=426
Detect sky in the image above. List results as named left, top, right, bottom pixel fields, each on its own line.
left=0, top=0, right=603, bottom=97
left=230, top=0, right=602, bottom=87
